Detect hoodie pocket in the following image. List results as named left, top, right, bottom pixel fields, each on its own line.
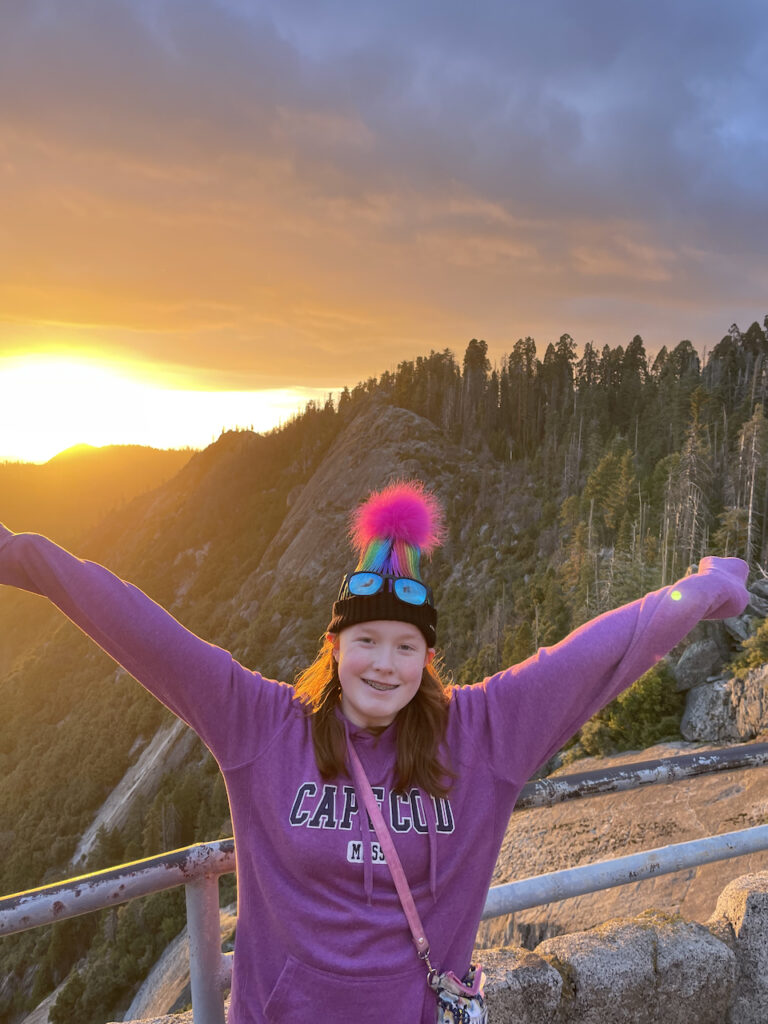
left=263, top=955, right=427, bottom=1023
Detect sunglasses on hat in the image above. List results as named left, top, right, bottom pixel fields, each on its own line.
left=338, top=571, right=434, bottom=608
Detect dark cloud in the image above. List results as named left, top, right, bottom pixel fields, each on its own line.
left=0, top=0, right=766, bottom=384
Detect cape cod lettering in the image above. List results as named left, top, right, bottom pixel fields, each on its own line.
left=289, top=781, right=455, bottom=835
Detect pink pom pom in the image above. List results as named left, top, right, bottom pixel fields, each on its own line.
left=350, top=481, right=444, bottom=555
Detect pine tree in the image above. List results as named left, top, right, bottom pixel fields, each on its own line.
left=731, top=405, right=768, bottom=564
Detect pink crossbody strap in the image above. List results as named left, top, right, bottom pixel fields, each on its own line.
left=346, top=739, right=431, bottom=960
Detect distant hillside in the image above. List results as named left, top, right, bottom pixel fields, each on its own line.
left=1, top=319, right=768, bottom=1023
left=0, top=444, right=196, bottom=680
left=0, top=444, right=195, bottom=547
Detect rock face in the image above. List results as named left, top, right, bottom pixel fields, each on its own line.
left=123, top=907, right=236, bottom=1020
left=673, top=575, right=766, bottom=742
left=226, top=403, right=473, bottom=677
left=17, top=976, right=74, bottom=1024
left=732, top=665, right=768, bottom=740
left=69, top=718, right=195, bottom=868
left=225, top=400, right=537, bottom=678
left=476, top=741, right=768, bottom=951
left=681, top=681, right=740, bottom=742
left=682, top=664, right=768, bottom=744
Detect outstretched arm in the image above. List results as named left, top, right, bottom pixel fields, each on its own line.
left=456, top=556, right=750, bottom=782
left=0, top=525, right=291, bottom=765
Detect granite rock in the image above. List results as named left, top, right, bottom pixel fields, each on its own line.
left=482, top=946, right=562, bottom=1023
left=732, top=664, right=768, bottom=741
left=724, top=616, right=753, bottom=643
left=674, top=639, right=727, bottom=692
left=536, top=919, right=656, bottom=1024
left=534, top=912, right=734, bottom=1024
left=709, top=872, right=768, bottom=1024
left=681, top=681, right=739, bottom=742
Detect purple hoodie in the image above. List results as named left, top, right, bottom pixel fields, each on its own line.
left=0, top=526, right=749, bottom=1023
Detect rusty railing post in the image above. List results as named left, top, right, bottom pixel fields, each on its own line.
left=185, top=874, right=227, bottom=1024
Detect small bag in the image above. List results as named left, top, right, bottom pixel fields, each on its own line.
left=347, top=742, right=488, bottom=1023
left=430, top=963, right=488, bottom=1023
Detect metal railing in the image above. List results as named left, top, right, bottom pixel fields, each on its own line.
left=516, top=741, right=768, bottom=808
left=4, top=742, right=768, bottom=1024
left=1, top=841, right=236, bottom=1022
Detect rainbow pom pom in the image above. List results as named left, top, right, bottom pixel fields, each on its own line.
left=351, top=481, right=444, bottom=555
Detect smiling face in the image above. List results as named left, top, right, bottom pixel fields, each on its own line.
left=331, top=620, right=435, bottom=730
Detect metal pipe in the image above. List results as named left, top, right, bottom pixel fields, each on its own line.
left=481, top=822, right=768, bottom=920
left=4, top=743, right=768, bottom=935
left=221, top=951, right=234, bottom=986
left=0, top=839, right=235, bottom=937
left=185, top=876, right=226, bottom=1024
left=517, top=742, right=768, bottom=809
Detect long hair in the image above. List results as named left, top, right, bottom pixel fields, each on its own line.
left=294, top=635, right=454, bottom=798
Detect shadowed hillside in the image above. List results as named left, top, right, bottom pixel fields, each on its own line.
left=0, top=444, right=194, bottom=546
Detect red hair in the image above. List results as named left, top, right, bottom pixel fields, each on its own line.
left=294, top=636, right=454, bottom=798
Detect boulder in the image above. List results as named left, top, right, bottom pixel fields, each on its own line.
left=709, top=872, right=768, bottom=1024
left=674, top=639, right=726, bottom=692
left=667, top=619, right=730, bottom=665
left=652, top=913, right=736, bottom=1023
left=724, top=616, right=752, bottom=643
left=536, top=919, right=656, bottom=1024
left=750, top=579, right=768, bottom=601
left=534, top=912, right=734, bottom=1024
left=746, top=592, right=768, bottom=618
left=481, top=946, right=562, bottom=1023
left=681, top=681, right=739, bottom=742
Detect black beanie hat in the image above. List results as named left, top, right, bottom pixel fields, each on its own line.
left=326, top=481, right=443, bottom=646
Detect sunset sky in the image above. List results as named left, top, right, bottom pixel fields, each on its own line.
left=1, top=1, right=767, bottom=461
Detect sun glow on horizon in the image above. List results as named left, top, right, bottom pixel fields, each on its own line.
left=0, top=354, right=337, bottom=463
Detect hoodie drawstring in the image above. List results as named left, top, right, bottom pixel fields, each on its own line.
left=344, top=719, right=438, bottom=906
left=422, top=788, right=438, bottom=903
left=344, top=719, right=375, bottom=903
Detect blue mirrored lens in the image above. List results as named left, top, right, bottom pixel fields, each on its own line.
left=348, top=572, right=383, bottom=596
left=393, top=578, right=428, bottom=605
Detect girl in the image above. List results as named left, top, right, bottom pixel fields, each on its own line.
left=0, top=480, right=749, bottom=1023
